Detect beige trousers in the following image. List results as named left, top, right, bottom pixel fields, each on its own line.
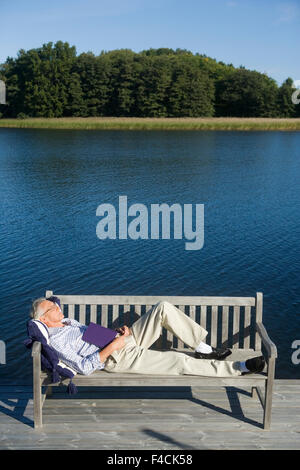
left=104, top=301, right=241, bottom=377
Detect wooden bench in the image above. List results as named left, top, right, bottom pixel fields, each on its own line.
left=32, top=291, right=277, bottom=430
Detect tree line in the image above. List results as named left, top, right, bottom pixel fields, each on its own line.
left=0, top=41, right=298, bottom=119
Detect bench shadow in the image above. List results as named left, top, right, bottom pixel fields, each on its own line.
left=54, top=385, right=263, bottom=430
left=0, top=385, right=263, bottom=432
left=141, top=428, right=197, bottom=449
left=0, top=394, right=34, bottom=428
left=190, top=387, right=263, bottom=429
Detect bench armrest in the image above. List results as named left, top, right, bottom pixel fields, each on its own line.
left=256, top=322, right=277, bottom=358
left=32, top=341, right=41, bottom=357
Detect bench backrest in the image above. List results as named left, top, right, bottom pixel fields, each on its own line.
left=46, top=291, right=263, bottom=351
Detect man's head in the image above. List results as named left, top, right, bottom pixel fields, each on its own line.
left=30, top=297, right=64, bottom=327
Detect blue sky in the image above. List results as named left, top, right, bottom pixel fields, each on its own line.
left=1, top=0, right=299, bottom=85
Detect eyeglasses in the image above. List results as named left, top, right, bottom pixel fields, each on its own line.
left=42, top=303, right=59, bottom=316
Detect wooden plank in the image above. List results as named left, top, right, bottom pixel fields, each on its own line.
left=256, top=322, right=277, bottom=358
left=222, top=306, right=229, bottom=348
left=232, top=306, right=240, bottom=348
left=123, top=304, right=129, bottom=326
left=255, top=292, right=263, bottom=351
left=177, top=305, right=185, bottom=348
left=189, top=305, right=196, bottom=322
left=101, top=305, right=108, bottom=328
left=50, top=294, right=256, bottom=307
left=146, top=305, right=152, bottom=315
left=134, top=304, right=141, bottom=319
left=112, top=304, right=119, bottom=327
left=244, top=306, right=251, bottom=349
left=68, top=304, right=74, bottom=319
left=200, top=306, right=207, bottom=339
left=33, top=347, right=42, bottom=429
left=263, top=357, right=276, bottom=430
left=50, top=374, right=267, bottom=388
left=79, top=305, right=86, bottom=325
left=90, top=305, right=97, bottom=323
left=211, top=306, right=218, bottom=348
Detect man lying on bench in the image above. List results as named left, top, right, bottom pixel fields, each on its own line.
left=30, top=297, right=265, bottom=378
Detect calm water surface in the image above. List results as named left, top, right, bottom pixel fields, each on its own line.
left=0, top=128, right=299, bottom=382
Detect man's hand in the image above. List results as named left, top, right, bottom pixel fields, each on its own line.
left=99, top=334, right=126, bottom=363
left=116, top=325, right=131, bottom=337
left=111, top=335, right=126, bottom=351
left=99, top=325, right=131, bottom=363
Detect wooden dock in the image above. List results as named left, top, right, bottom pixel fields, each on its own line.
left=0, top=380, right=299, bottom=450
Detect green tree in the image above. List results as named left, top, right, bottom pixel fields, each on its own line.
left=277, top=78, right=296, bottom=117
left=1, top=42, right=291, bottom=119
left=104, top=49, right=138, bottom=116
left=216, top=68, right=278, bottom=117
left=168, top=56, right=214, bottom=117
left=134, top=55, right=173, bottom=117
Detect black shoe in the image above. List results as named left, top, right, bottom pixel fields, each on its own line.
left=241, top=356, right=265, bottom=375
left=194, top=347, right=232, bottom=360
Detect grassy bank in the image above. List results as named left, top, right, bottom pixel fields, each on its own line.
left=0, top=117, right=300, bottom=131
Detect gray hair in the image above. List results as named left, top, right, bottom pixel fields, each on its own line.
left=30, top=297, right=46, bottom=320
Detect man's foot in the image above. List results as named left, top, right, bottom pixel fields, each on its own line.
left=241, top=356, right=265, bottom=375
left=194, top=347, right=232, bottom=360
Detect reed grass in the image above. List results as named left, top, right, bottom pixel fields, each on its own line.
left=0, top=117, right=300, bottom=131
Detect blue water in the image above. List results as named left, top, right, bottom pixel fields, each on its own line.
left=0, top=128, right=299, bottom=382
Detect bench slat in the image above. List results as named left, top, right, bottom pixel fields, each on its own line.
left=189, top=305, right=196, bottom=323
left=200, top=306, right=207, bottom=341
left=244, top=306, right=251, bottom=349
left=222, top=306, right=229, bottom=348
left=112, top=304, right=119, bottom=327
left=233, top=306, right=240, bottom=348
left=54, top=294, right=256, bottom=307
left=135, top=304, right=141, bottom=317
left=101, top=305, right=108, bottom=328
left=146, top=305, right=152, bottom=315
left=211, top=306, right=218, bottom=348
left=255, top=293, right=263, bottom=351
left=177, top=305, right=185, bottom=349
left=68, top=305, right=74, bottom=319
left=79, top=305, right=86, bottom=324
left=90, top=305, right=97, bottom=323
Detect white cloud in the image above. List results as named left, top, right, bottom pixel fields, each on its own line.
left=276, top=2, right=299, bottom=23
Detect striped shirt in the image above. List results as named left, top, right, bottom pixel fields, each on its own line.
left=48, top=318, right=105, bottom=375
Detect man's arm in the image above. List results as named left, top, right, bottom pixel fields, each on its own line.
left=99, top=335, right=126, bottom=363
left=55, top=346, right=105, bottom=376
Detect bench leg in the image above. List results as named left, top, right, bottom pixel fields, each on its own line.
left=33, top=354, right=43, bottom=429
left=263, top=357, right=275, bottom=430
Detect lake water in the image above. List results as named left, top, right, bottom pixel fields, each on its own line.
left=0, top=128, right=299, bottom=382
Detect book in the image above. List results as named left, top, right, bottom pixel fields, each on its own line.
left=82, top=322, right=118, bottom=348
